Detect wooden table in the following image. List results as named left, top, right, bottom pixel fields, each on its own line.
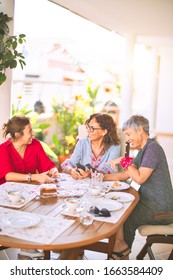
left=0, top=183, right=139, bottom=260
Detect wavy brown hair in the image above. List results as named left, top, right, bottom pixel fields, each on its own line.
left=3, top=115, right=30, bottom=139
left=85, top=113, right=120, bottom=152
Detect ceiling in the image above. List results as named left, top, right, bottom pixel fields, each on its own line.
left=49, top=0, right=173, bottom=45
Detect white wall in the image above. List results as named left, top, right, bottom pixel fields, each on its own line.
left=0, top=0, right=14, bottom=142
left=156, top=49, right=173, bottom=133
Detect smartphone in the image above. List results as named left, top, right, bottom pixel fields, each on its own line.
left=85, top=163, right=97, bottom=172
left=76, top=163, right=86, bottom=171
left=52, top=177, right=66, bottom=182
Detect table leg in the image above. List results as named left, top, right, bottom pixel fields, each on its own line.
left=60, top=248, right=81, bottom=260
left=44, top=250, right=51, bottom=260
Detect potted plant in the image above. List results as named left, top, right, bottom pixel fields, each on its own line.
left=86, top=78, right=100, bottom=113
left=51, top=97, right=88, bottom=162
left=0, top=12, right=26, bottom=85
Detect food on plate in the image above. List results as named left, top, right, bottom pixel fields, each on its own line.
left=113, top=181, right=120, bottom=188
left=111, top=195, right=120, bottom=200
left=40, top=184, right=57, bottom=197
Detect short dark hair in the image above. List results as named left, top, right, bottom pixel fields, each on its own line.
left=122, top=115, right=149, bottom=135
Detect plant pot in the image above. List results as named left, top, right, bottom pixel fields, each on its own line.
left=58, top=154, right=71, bottom=172
left=58, top=154, right=71, bottom=164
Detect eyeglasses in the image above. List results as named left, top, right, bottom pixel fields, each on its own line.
left=89, top=206, right=111, bottom=217
left=86, top=124, right=102, bottom=133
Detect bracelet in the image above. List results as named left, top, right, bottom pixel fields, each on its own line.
left=26, top=173, right=31, bottom=182
left=120, top=156, right=133, bottom=170
left=51, top=169, right=58, bottom=176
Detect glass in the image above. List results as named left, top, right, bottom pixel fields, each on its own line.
left=91, top=172, right=103, bottom=188
left=86, top=124, right=102, bottom=133
left=79, top=200, right=93, bottom=226
left=89, top=172, right=103, bottom=197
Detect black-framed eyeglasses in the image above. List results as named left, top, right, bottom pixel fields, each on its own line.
left=89, top=206, right=111, bottom=217
left=86, top=124, right=102, bottom=133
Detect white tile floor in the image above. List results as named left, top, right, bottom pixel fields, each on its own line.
left=0, top=135, right=173, bottom=260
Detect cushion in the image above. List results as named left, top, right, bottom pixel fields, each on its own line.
left=138, top=223, right=173, bottom=236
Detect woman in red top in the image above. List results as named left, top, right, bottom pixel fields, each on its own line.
left=0, top=115, right=59, bottom=185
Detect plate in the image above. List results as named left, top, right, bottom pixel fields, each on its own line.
left=62, top=204, right=84, bottom=213
left=90, top=192, right=105, bottom=198
left=0, top=182, right=39, bottom=209
left=105, top=192, right=135, bottom=203
left=95, top=199, right=122, bottom=212
left=102, top=181, right=130, bottom=191
left=5, top=196, right=25, bottom=205
left=3, top=214, right=41, bottom=228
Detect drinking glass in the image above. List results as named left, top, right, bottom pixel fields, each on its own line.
left=79, top=200, right=93, bottom=226
left=91, top=171, right=103, bottom=187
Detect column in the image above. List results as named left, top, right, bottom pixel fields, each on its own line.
left=0, top=0, right=14, bottom=142
left=119, top=35, right=135, bottom=126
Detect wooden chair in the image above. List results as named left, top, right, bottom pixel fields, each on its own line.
left=136, top=212, right=173, bottom=260
left=117, top=128, right=129, bottom=157
left=0, top=246, right=9, bottom=250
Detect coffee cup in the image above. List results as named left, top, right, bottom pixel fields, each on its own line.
left=89, top=186, right=102, bottom=196
left=8, top=190, right=23, bottom=204
left=64, top=197, right=80, bottom=211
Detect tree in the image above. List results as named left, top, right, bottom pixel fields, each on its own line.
left=0, top=12, right=26, bottom=85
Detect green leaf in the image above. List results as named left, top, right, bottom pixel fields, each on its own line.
left=12, top=41, right=17, bottom=50
left=37, top=123, right=50, bottom=129
left=52, top=134, right=61, bottom=148
left=40, top=141, right=58, bottom=161
left=0, top=72, right=6, bottom=85
left=9, top=60, right=17, bottom=69
left=19, top=34, right=26, bottom=39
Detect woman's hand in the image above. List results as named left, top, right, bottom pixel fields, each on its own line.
left=104, top=157, right=123, bottom=171
left=49, top=168, right=60, bottom=178
left=70, top=167, right=91, bottom=179
left=32, top=171, right=57, bottom=184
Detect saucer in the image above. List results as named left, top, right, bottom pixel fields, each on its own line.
left=62, top=204, right=84, bottom=213
left=90, top=192, right=105, bottom=198
left=6, top=196, right=25, bottom=205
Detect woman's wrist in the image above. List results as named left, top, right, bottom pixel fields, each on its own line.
left=120, top=156, right=133, bottom=170
left=67, top=167, right=73, bottom=175
left=50, top=168, right=58, bottom=176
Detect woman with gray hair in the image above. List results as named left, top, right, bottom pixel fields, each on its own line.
left=104, top=115, right=173, bottom=260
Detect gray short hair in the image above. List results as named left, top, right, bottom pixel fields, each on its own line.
left=122, top=115, right=149, bottom=135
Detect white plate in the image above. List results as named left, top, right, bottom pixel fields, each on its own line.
left=0, top=182, right=39, bottom=209
left=105, top=192, right=135, bottom=203
left=95, top=199, right=122, bottom=212
left=90, top=192, right=105, bottom=198
left=102, top=181, right=130, bottom=191
left=3, top=214, right=41, bottom=228
left=62, top=204, right=84, bottom=213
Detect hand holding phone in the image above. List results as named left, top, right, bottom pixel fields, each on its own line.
left=85, top=163, right=97, bottom=172
left=76, top=163, right=86, bottom=175
left=76, top=163, right=86, bottom=171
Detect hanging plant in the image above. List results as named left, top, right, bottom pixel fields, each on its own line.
left=0, top=12, right=26, bottom=85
